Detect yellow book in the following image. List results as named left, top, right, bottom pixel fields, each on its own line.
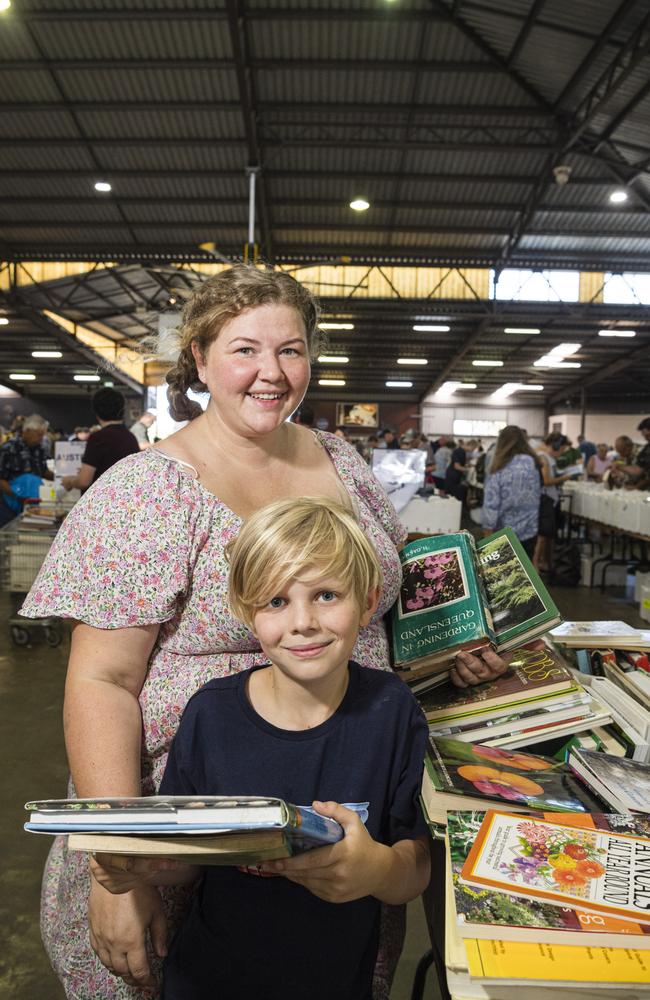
left=465, top=937, right=650, bottom=985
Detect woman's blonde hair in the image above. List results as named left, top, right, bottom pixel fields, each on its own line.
left=165, top=265, right=322, bottom=422
left=226, top=497, right=382, bottom=629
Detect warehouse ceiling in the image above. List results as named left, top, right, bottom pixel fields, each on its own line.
left=0, top=0, right=649, bottom=406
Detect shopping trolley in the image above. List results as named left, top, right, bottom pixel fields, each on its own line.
left=0, top=508, right=65, bottom=647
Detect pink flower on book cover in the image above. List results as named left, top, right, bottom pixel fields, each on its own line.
left=400, top=548, right=466, bottom=616
left=498, top=820, right=606, bottom=898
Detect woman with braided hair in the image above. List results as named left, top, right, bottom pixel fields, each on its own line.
left=22, top=265, right=509, bottom=999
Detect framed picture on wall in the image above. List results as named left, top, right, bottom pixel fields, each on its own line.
left=336, top=403, right=379, bottom=428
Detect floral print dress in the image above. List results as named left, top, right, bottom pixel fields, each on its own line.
left=21, top=431, right=407, bottom=1000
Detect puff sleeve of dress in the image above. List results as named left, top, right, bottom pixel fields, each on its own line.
left=21, top=452, right=199, bottom=628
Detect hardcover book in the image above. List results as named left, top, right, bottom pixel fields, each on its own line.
left=551, top=621, right=650, bottom=650
left=447, top=809, right=650, bottom=949
left=68, top=830, right=295, bottom=865
left=418, top=645, right=578, bottom=725
left=476, top=527, right=562, bottom=649
left=568, top=748, right=650, bottom=814
left=24, top=795, right=344, bottom=849
left=391, top=531, right=495, bottom=675
left=422, top=737, right=604, bottom=825
left=460, top=810, right=650, bottom=925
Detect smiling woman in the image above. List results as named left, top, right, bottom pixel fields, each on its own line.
left=19, top=265, right=418, bottom=1000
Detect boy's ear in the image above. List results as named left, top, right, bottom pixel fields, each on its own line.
left=359, top=585, right=381, bottom=627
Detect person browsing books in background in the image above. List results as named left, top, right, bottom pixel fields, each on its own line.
left=90, top=497, right=431, bottom=1000
left=481, top=426, right=542, bottom=559
left=534, top=433, right=575, bottom=573
left=61, top=387, right=140, bottom=492
left=586, top=442, right=612, bottom=482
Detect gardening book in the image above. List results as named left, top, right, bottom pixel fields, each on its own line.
left=68, top=830, right=295, bottom=865
left=418, top=645, right=578, bottom=725
left=550, top=620, right=650, bottom=650
left=24, top=795, right=343, bottom=849
left=447, top=809, right=650, bottom=949
left=568, top=748, right=650, bottom=814
left=460, top=809, right=650, bottom=925
left=476, top=527, right=562, bottom=650
left=421, top=737, right=604, bottom=825
left=391, top=531, right=495, bottom=676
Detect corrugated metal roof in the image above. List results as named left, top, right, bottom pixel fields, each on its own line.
left=57, top=68, right=240, bottom=102
left=30, top=16, right=231, bottom=60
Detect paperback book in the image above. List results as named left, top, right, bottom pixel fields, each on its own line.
left=24, top=795, right=344, bottom=850
left=391, top=531, right=495, bottom=675
left=422, top=737, right=604, bottom=825
left=568, top=748, right=650, bottom=814
left=460, top=809, right=650, bottom=925
left=551, top=620, right=650, bottom=650
left=447, top=809, right=650, bottom=949
left=476, top=527, right=562, bottom=649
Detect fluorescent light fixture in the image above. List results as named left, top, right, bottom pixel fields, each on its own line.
left=318, top=378, right=346, bottom=386
left=32, top=350, right=62, bottom=358
left=472, top=359, right=504, bottom=367
left=349, top=198, right=370, bottom=211
left=0, top=1, right=12, bottom=11
left=598, top=329, right=636, bottom=338
left=548, top=342, right=580, bottom=356
left=534, top=358, right=581, bottom=368
left=518, top=384, right=544, bottom=390
left=94, top=181, right=112, bottom=193
left=0, top=317, right=8, bottom=326
left=435, top=380, right=477, bottom=399
left=318, top=322, right=354, bottom=331
left=73, top=374, right=101, bottom=382
left=397, top=357, right=428, bottom=365
left=318, top=355, right=349, bottom=364
left=386, top=381, right=413, bottom=388
left=504, top=327, right=540, bottom=334
left=103, top=381, right=115, bottom=386
left=412, top=324, right=450, bottom=332
left=9, top=373, right=35, bottom=380
left=490, top=383, right=519, bottom=400
left=609, top=190, right=628, bottom=204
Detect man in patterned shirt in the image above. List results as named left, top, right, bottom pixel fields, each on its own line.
left=0, top=413, right=52, bottom=526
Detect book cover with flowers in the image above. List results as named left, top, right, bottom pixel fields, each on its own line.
left=447, top=809, right=650, bottom=947
left=392, top=531, right=495, bottom=673
left=460, top=810, right=650, bottom=924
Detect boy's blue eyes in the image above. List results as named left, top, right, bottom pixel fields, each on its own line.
left=266, top=591, right=338, bottom=608
left=268, top=597, right=285, bottom=609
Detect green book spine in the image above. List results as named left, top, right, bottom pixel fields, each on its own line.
left=476, top=526, right=562, bottom=650
left=392, top=531, right=495, bottom=669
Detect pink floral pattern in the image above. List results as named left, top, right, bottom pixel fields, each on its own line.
left=21, top=431, right=406, bottom=1000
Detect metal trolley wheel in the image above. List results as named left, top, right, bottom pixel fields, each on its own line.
left=10, top=624, right=31, bottom=646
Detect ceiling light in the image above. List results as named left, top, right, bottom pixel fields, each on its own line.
left=9, top=373, right=35, bottom=380
left=549, top=342, right=581, bottom=357
left=518, top=384, right=545, bottom=390
left=459, top=383, right=477, bottom=389
left=318, top=322, right=354, bottom=331
left=0, top=317, right=8, bottom=326
left=609, top=190, right=628, bottom=204
left=318, top=355, right=349, bottom=364
left=94, top=181, right=112, bottom=193
left=73, top=374, right=101, bottom=382
left=412, top=324, right=450, bottom=332
left=534, top=358, right=581, bottom=368
left=0, top=0, right=11, bottom=11
left=397, top=357, right=428, bottom=365
left=318, top=378, right=346, bottom=386
left=598, top=329, right=636, bottom=338
left=472, top=360, right=504, bottom=367
left=386, top=381, right=413, bottom=388
left=490, top=383, right=520, bottom=400
left=349, top=198, right=370, bottom=212
left=32, top=350, right=62, bottom=358
left=103, top=381, right=114, bottom=386
left=504, top=327, right=540, bottom=334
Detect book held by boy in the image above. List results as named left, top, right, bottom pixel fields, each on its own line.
left=459, top=810, right=650, bottom=925
left=24, top=795, right=344, bottom=852
left=67, top=830, right=296, bottom=865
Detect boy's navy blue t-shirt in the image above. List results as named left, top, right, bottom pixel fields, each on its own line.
left=159, top=661, right=428, bottom=1000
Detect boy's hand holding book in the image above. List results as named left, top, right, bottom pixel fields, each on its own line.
left=259, top=800, right=430, bottom=906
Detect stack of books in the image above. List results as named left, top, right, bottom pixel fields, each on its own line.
left=418, top=645, right=610, bottom=751
left=392, top=526, right=562, bottom=683
left=443, top=808, right=650, bottom=997
left=24, top=795, right=344, bottom=865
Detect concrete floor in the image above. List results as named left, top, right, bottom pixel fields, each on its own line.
left=2, top=582, right=645, bottom=1000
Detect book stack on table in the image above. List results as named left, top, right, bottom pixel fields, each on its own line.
left=443, top=808, right=650, bottom=999
left=24, top=795, right=344, bottom=865
left=551, top=622, right=650, bottom=762
left=416, top=645, right=611, bottom=752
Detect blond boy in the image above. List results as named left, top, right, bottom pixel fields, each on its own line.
left=94, top=497, right=430, bottom=1000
